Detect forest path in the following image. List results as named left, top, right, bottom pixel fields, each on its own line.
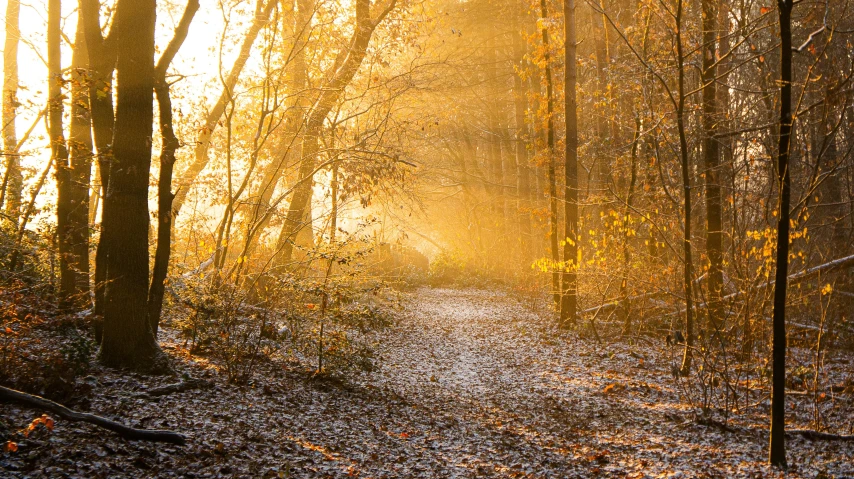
left=352, top=287, right=848, bottom=478
left=3, top=288, right=851, bottom=478
left=359, top=287, right=677, bottom=478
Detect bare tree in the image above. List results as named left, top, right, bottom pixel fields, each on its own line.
left=769, top=0, right=794, bottom=468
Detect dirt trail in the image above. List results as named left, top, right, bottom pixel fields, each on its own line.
left=356, top=288, right=853, bottom=478
left=2, top=287, right=851, bottom=478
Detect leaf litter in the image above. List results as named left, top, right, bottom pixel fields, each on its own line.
left=1, top=287, right=852, bottom=478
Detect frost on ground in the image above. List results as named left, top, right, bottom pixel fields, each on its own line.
left=2, top=287, right=853, bottom=478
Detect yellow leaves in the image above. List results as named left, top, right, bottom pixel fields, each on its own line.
left=747, top=230, right=763, bottom=240
left=821, top=283, right=833, bottom=296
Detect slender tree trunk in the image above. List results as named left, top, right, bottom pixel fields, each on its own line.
left=275, top=131, right=318, bottom=265
left=240, top=0, right=311, bottom=274
left=49, top=0, right=74, bottom=307
left=512, top=16, right=532, bottom=262
left=274, top=0, right=396, bottom=266
left=99, top=0, right=163, bottom=370
left=486, top=30, right=505, bottom=223
left=620, top=115, right=640, bottom=333
left=769, top=0, right=793, bottom=468
left=148, top=0, right=199, bottom=334
left=67, top=24, right=95, bottom=307
left=676, top=0, right=695, bottom=375
left=540, top=0, right=560, bottom=308
left=701, top=0, right=723, bottom=332
left=560, top=0, right=578, bottom=327
left=590, top=0, right=611, bottom=198
left=2, top=0, right=22, bottom=221
left=170, top=0, right=278, bottom=217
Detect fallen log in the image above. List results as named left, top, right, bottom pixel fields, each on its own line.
left=0, top=385, right=186, bottom=445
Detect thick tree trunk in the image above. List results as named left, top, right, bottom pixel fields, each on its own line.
left=98, top=0, right=164, bottom=370
left=2, top=0, right=21, bottom=221
left=560, top=0, right=578, bottom=327
left=769, top=0, right=793, bottom=468
left=80, top=0, right=118, bottom=330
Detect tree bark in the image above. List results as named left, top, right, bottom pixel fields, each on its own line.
left=98, top=0, right=164, bottom=370
left=79, top=0, right=118, bottom=330
left=2, top=0, right=22, bottom=221
left=66, top=21, right=95, bottom=308
left=560, top=0, right=578, bottom=327
left=701, top=0, right=723, bottom=331
left=675, top=0, right=695, bottom=376
left=769, top=0, right=793, bottom=468
left=539, top=0, right=560, bottom=308
left=49, top=0, right=73, bottom=307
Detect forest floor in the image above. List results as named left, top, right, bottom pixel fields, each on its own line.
left=2, top=287, right=853, bottom=478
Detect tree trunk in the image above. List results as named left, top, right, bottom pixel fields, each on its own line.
left=2, top=0, right=21, bottom=221
left=80, top=0, right=118, bottom=330
left=512, top=14, right=532, bottom=262
left=49, top=0, right=73, bottom=307
left=98, top=0, right=164, bottom=370
left=769, top=0, right=793, bottom=468
left=560, top=0, right=578, bottom=327
left=539, top=0, right=560, bottom=308
left=63, top=12, right=95, bottom=308
left=620, top=115, right=640, bottom=333
left=274, top=0, right=397, bottom=266
left=590, top=0, right=611, bottom=199
left=148, top=0, right=199, bottom=334
left=675, top=0, right=695, bottom=376
left=170, top=0, right=279, bottom=217
left=701, top=0, right=723, bottom=332
left=239, top=0, right=311, bottom=275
